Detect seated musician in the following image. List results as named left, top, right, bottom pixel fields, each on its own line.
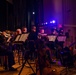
left=51, top=28, right=58, bottom=36
left=9, top=28, right=22, bottom=50
left=0, top=31, right=17, bottom=71
left=38, top=29, right=47, bottom=37
left=28, top=26, right=37, bottom=41
left=21, top=27, right=29, bottom=50
left=57, top=29, right=64, bottom=48
left=9, top=28, right=22, bottom=43
left=38, top=29, right=48, bottom=43
left=12, top=28, right=22, bottom=42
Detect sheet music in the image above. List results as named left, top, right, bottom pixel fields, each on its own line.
left=57, top=36, right=66, bottom=42
left=15, top=35, right=21, bottom=41
left=19, top=33, right=29, bottom=42
left=48, top=35, right=57, bottom=42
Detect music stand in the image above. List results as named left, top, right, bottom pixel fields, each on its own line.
left=57, top=36, right=66, bottom=42
left=18, top=50, right=36, bottom=75
left=18, top=34, right=29, bottom=42
left=18, top=34, right=36, bottom=75
left=48, top=35, right=57, bottom=42
left=15, top=35, right=21, bottom=42
left=13, top=34, right=29, bottom=45
left=14, top=34, right=29, bottom=64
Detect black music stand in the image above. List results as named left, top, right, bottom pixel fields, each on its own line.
left=14, top=34, right=29, bottom=43
left=17, top=34, right=36, bottom=75
left=57, top=36, right=73, bottom=75
left=18, top=50, right=36, bottom=75
left=57, top=36, right=66, bottom=42
left=48, top=35, right=57, bottom=42
left=14, top=34, right=29, bottom=64
left=57, top=36, right=66, bottom=48
left=55, top=36, right=66, bottom=59
left=47, top=35, right=57, bottom=52
left=18, top=34, right=29, bottom=42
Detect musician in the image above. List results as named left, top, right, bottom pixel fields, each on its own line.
left=21, top=27, right=29, bottom=51
left=55, top=28, right=64, bottom=50
left=28, top=26, right=37, bottom=41
left=8, top=29, right=22, bottom=51
left=27, top=26, right=38, bottom=60
left=9, top=28, right=22, bottom=43
left=58, top=28, right=64, bottom=36
left=0, top=31, right=17, bottom=71
left=38, top=29, right=47, bottom=38
left=22, top=26, right=27, bottom=34
left=51, top=28, right=58, bottom=36
left=38, top=29, right=49, bottom=44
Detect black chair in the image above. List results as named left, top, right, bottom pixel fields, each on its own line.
left=60, top=47, right=74, bottom=75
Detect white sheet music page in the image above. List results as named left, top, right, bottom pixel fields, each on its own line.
left=19, top=33, right=29, bottom=42
left=57, top=36, right=66, bottom=42
left=48, top=35, right=57, bottom=42
left=15, top=35, right=21, bottom=41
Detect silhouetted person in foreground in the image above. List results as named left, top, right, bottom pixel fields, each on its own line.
left=0, top=31, right=17, bottom=71
left=28, top=26, right=38, bottom=60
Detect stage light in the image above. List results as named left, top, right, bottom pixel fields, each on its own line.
left=52, top=20, right=56, bottom=23
left=32, top=12, right=35, bottom=14
left=45, top=22, right=48, bottom=24
left=50, top=20, right=56, bottom=24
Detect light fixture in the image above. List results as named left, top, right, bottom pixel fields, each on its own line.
left=32, top=12, right=35, bottom=14
left=52, top=20, right=56, bottom=23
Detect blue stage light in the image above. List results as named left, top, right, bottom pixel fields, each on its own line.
left=45, top=22, right=48, bottom=24
left=52, top=20, right=56, bottom=23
